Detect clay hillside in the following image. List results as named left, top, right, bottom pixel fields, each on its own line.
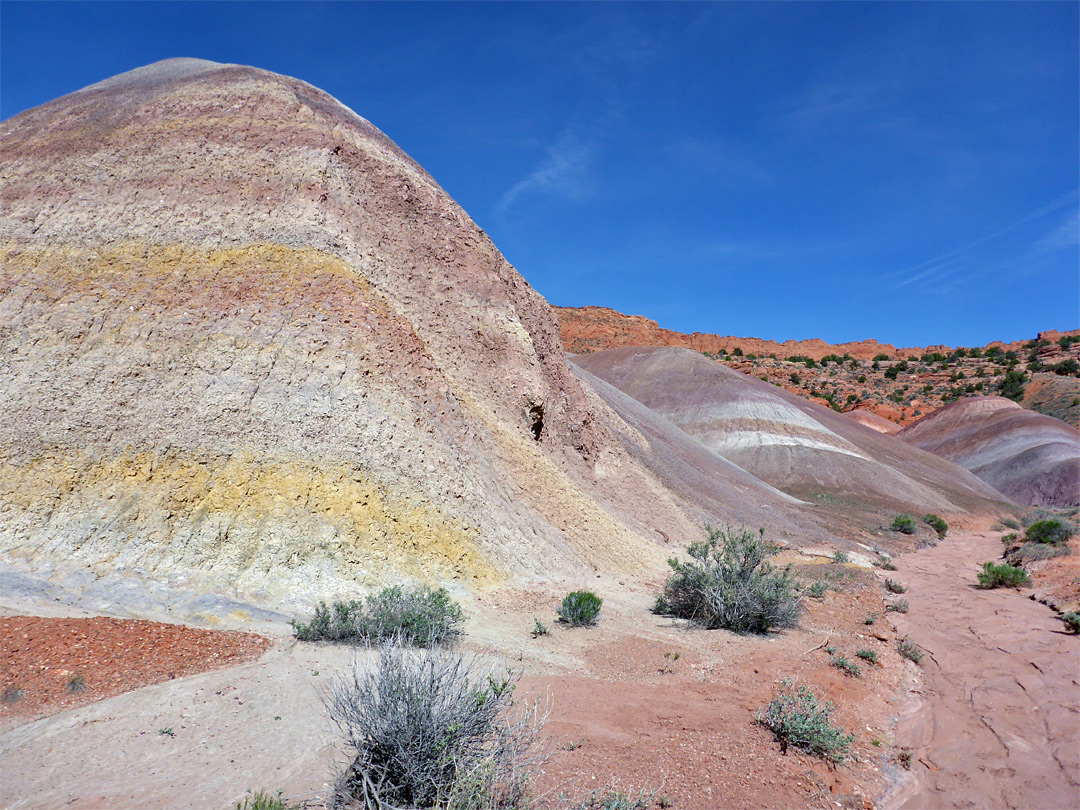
left=556, top=306, right=1080, bottom=428
left=899, top=397, right=1080, bottom=508
left=573, top=347, right=1007, bottom=518
left=3, top=61, right=1078, bottom=810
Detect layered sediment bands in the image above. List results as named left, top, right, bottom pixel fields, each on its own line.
left=3, top=60, right=720, bottom=611
left=0, top=239, right=669, bottom=601
left=574, top=347, right=1010, bottom=519
left=899, top=397, right=1080, bottom=508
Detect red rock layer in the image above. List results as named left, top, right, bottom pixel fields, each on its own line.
left=556, top=305, right=1078, bottom=361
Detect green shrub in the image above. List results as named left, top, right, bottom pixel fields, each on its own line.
left=891, top=514, right=917, bottom=535
left=886, top=599, right=909, bottom=613
left=235, top=790, right=289, bottom=810
left=830, top=655, right=862, bottom=677
left=1061, top=612, right=1080, bottom=634
left=1002, top=518, right=1022, bottom=530
left=326, top=639, right=544, bottom=810
left=292, top=585, right=465, bottom=646
left=1001, top=532, right=1019, bottom=545
left=923, top=514, right=948, bottom=539
left=558, top=591, right=603, bottom=627
left=654, top=526, right=802, bottom=634
left=976, top=562, right=1031, bottom=589
left=884, top=579, right=906, bottom=594
left=897, top=638, right=923, bottom=664
left=756, top=680, right=855, bottom=762
left=864, top=613, right=877, bottom=625
left=832, top=550, right=849, bottom=564
left=806, top=580, right=829, bottom=599
left=856, top=649, right=878, bottom=664
left=1024, top=518, right=1075, bottom=545
left=531, top=618, right=549, bottom=638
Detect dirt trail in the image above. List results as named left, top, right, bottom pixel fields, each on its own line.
left=882, top=531, right=1079, bottom=810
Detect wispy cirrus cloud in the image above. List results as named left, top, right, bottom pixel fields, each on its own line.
left=886, top=189, right=1079, bottom=291
left=495, top=131, right=594, bottom=217
left=1036, top=207, right=1080, bottom=254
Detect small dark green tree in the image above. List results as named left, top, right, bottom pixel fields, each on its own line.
left=998, top=370, right=1027, bottom=402
left=654, top=526, right=802, bottom=634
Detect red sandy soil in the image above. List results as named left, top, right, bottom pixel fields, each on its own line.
left=0, top=616, right=271, bottom=726
left=515, top=564, right=905, bottom=809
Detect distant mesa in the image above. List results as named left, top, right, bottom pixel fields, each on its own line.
left=557, top=304, right=1079, bottom=362
left=557, top=305, right=908, bottom=360
left=899, top=397, right=1080, bottom=508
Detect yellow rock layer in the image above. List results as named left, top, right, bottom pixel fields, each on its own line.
left=1, top=449, right=497, bottom=585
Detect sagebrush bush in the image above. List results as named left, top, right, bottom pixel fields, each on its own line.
left=557, top=591, right=603, bottom=626
left=292, top=585, right=464, bottom=646
left=325, top=639, right=546, bottom=809
left=1061, top=612, right=1080, bottom=634
left=923, top=514, right=948, bottom=538
left=654, top=526, right=802, bottom=634
left=856, top=649, right=878, bottom=664
left=886, top=599, right=909, bottom=613
left=1025, top=519, right=1075, bottom=545
left=976, top=562, right=1031, bottom=589
left=756, top=680, right=855, bottom=762
left=884, top=579, right=906, bottom=594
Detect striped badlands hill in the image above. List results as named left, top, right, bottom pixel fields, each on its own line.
left=845, top=409, right=902, bottom=435
left=0, top=59, right=809, bottom=616
left=574, top=347, right=1010, bottom=521
left=899, top=397, right=1080, bottom=508
left=1, top=60, right=864, bottom=619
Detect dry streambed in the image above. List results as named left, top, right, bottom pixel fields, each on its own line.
left=882, top=531, right=1080, bottom=810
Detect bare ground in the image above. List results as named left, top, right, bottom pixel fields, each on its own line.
left=1, top=534, right=1077, bottom=809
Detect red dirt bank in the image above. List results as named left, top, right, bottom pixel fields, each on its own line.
left=0, top=616, right=271, bottom=727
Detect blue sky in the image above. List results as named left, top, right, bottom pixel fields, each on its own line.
left=3, top=1, right=1077, bottom=347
